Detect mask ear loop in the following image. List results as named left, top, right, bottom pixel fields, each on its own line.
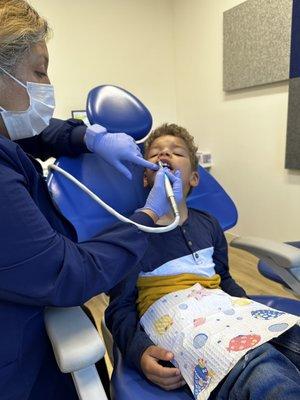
left=0, top=67, right=33, bottom=114
left=0, top=69, right=9, bottom=111
left=0, top=66, right=27, bottom=89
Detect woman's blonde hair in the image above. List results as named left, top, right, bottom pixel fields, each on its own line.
left=0, top=0, right=50, bottom=73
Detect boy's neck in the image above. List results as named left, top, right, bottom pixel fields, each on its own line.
left=156, top=200, right=188, bottom=226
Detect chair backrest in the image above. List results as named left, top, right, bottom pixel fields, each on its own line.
left=48, top=154, right=146, bottom=241
left=187, top=167, right=238, bottom=231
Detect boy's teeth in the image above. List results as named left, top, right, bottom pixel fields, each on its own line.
left=157, top=161, right=172, bottom=169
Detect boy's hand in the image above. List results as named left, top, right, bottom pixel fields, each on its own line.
left=142, top=168, right=182, bottom=218
left=140, top=345, right=186, bottom=390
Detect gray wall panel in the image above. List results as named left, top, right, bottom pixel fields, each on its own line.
left=285, top=77, right=300, bottom=169
left=223, top=0, right=292, bottom=91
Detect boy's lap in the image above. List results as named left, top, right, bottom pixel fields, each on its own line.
left=141, top=285, right=299, bottom=399
left=210, top=342, right=300, bottom=400
left=270, top=324, right=300, bottom=369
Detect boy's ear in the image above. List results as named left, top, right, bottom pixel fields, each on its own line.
left=189, top=170, right=199, bottom=188
left=143, top=172, right=149, bottom=188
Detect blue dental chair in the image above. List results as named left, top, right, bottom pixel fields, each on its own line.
left=45, top=85, right=300, bottom=400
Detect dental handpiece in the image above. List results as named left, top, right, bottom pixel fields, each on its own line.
left=158, top=161, right=179, bottom=217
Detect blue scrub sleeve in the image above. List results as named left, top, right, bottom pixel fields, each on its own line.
left=16, top=118, right=88, bottom=160
left=0, top=161, right=154, bottom=307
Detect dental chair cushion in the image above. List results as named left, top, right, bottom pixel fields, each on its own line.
left=48, top=154, right=147, bottom=242
left=187, top=166, right=238, bottom=231
left=257, top=241, right=300, bottom=287
left=86, top=85, right=153, bottom=141
left=250, top=295, right=300, bottom=316
left=111, top=346, right=193, bottom=400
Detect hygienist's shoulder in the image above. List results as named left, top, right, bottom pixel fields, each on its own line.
left=0, top=135, right=30, bottom=168
left=0, top=134, right=35, bottom=185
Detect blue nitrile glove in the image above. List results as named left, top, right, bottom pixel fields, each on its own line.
left=85, top=124, right=158, bottom=179
left=143, top=168, right=183, bottom=218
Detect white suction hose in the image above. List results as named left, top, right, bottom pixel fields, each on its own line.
left=48, top=164, right=180, bottom=233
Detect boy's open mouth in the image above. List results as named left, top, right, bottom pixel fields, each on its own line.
left=157, top=161, right=174, bottom=171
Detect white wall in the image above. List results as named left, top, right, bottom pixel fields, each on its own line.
left=173, top=0, right=300, bottom=241
left=30, top=0, right=177, bottom=126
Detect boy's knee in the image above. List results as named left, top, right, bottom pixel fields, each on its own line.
left=216, top=343, right=300, bottom=400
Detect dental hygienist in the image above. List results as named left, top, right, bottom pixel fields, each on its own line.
left=0, top=1, right=182, bottom=399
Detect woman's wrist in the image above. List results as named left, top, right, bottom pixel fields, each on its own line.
left=84, top=124, right=107, bottom=152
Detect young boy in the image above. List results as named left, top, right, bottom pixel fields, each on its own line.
left=106, top=124, right=300, bottom=400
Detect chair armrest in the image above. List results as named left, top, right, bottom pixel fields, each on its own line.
left=44, top=306, right=105, bottom=373
left=230, top=236, right=300, bottom=269
left=230, top=236, right=300, bottom=295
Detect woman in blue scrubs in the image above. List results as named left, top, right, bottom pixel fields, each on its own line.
left=0, top=1, right=182, bottom=399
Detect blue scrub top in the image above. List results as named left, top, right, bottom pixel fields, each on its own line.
left=0, top=119, right=152, bottom=399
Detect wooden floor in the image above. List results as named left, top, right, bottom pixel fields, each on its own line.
left=228, top=246, right=297, bottom=300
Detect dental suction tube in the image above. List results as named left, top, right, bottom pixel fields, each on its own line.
left=49, top=164, right=180, bottom=233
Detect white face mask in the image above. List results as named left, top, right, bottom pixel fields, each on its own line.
left=0, top=67, right=55, bottom=141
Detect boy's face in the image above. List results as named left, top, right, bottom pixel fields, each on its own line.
left=144, top=135, right=199, bottom=196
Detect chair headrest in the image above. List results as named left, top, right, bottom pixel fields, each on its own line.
left=86, top=85, right=153, bottom=141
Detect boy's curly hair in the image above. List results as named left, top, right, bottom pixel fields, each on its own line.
left=144, top=123, right=199, bottom=171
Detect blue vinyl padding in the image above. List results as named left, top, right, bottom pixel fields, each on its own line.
left=250, top=295, right=300, bottom=316
left=111, top=346, right=193, bottom=400
left=48, top=155, right=146, bottom=242
left=187, top=168, right=238, bottom=231
left=86, top=85, right=153, bottom=141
